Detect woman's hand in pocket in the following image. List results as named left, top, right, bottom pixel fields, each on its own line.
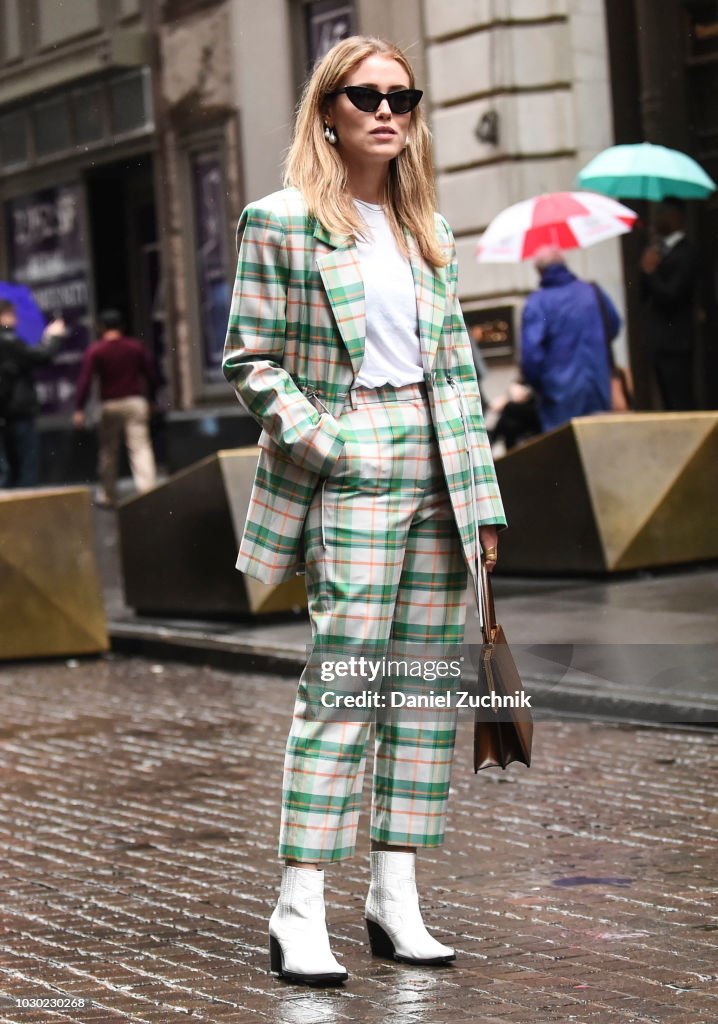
left=330, top=427, right=360, bottom=480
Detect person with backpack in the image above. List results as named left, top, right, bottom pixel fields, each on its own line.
left=520, top=246, right=622, bottom=432
left=0, top=300, right=66, bottom=487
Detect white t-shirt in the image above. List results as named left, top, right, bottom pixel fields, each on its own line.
left=351, top=198, right=424, bottom=389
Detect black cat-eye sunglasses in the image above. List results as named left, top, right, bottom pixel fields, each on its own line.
left=326, top=86, right=423, bottom=114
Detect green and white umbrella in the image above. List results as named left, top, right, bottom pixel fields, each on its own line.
left=577, top=142, right=716, bottom=201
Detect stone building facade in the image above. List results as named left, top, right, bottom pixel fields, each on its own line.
left=0, top=0, right=713, bottom=480
left=426, top=0, right=625, bottom=381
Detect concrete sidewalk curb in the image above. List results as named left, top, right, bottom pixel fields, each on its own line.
left=109, top=620, right=304, bottom=676
left=109, top=620, right=718, bottom=728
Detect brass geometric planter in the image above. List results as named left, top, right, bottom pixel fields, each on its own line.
left=0, top=486, right=108, bottom=659
left=494, top=413, right=718, bottom=573
left=118, top=449, right=307, bottom=617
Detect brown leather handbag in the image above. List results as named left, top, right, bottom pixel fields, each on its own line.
left=473, top=557, right=533, bottom=771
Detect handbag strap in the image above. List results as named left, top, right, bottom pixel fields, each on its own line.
left=479, top=555, right=497, bottom=643
left=590, top=281, right=616, bottom=371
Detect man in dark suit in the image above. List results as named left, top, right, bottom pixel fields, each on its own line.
left=639, top=197, right=698, bottom=410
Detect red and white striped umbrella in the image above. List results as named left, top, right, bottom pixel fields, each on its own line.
left=476, top=191, right=637, bottom=263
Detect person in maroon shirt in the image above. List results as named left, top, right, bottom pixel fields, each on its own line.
left=73, top=309, right=159, bottom=507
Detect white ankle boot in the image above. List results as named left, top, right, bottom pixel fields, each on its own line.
left=268, top=865, right=348, bottom=984
left=365, top=850, right=456, bottom=964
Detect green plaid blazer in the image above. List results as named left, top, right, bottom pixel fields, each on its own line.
left=222, top=186, right=506, bottom=586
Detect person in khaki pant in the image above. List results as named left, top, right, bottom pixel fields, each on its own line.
left=73, top=309, right=159, bottom=507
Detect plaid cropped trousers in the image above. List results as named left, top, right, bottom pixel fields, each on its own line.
left=278, top=380, right=469, bottom=863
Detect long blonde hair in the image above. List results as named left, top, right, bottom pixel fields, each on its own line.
left=283, top=36, right=449, bottom=268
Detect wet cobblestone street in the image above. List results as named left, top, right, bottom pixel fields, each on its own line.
left=0, top=655, right=717, bottom=1023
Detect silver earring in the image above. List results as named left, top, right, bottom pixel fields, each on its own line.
left=324, top=123, right=337, bottom=145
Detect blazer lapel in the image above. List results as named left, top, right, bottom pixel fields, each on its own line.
left=405, top=226, right=447, bottom=375
left=313, top=217, right=448, bottom=379
left=314, top=220, right=366, bottom=377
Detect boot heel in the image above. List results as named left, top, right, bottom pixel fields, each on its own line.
left=269, top=930, right=348, bottom=985
left=269, top=934, right=283, bottom=974
left=365, top=917, right=396, bottom=959
left=268, top=864, right=348, bottom=985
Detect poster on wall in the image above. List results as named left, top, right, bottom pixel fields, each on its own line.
left=5, top=183, right=90, bottom=415
left=306, top=1, right=354, bottom=64
left=190, top=150, right=232, bottom=384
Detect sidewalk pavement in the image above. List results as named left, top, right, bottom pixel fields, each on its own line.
left=0, top=655, right=717, bottom=1023
left=92, top=489, right=718, bottom=727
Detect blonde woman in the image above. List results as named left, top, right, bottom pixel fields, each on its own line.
left=223, top=35, right=506, bottom=985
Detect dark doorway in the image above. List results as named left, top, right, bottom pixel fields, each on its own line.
left=84, top=153, right=167, bottom=465
left=604, top=0, right=718, bottom=410
left=84, top=154, right=165, bottom=390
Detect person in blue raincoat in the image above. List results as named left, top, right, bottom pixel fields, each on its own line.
left=520, top=245, right=621, bottom=432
